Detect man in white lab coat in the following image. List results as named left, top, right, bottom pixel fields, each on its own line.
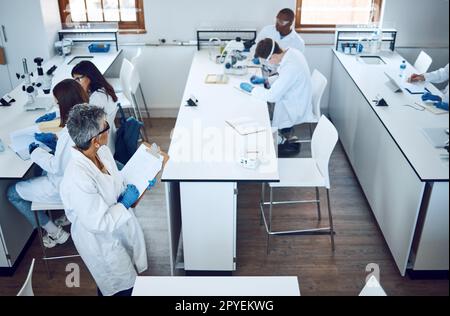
left=256, top=8, right=305, bottom=53
left=409, top=64, right=449, bottom=110
left=241, top=38, right=313, bottom=156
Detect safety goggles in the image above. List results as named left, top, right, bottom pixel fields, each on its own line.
left=276, top=18, right=292, bottom=27
left=90, top=121, right=110, bottom=141
left=73, top=75, right=86, bottom=82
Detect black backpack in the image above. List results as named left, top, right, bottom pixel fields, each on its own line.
left=114, top=104, right=144, bottom=165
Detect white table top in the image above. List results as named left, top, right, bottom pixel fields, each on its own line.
left=0, top=49, right=121, bottom=179
left=162, top=51, right=279, bottom=182
left=333, top=50, right=449, bottom=182
left=132, top=276, right=300, bottom=296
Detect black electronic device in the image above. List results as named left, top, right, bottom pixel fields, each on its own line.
left=374, top=98, right=388, bottom=107
left=185, top=95, right=199, bottom=107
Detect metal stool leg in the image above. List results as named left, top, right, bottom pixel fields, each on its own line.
left=267, top=187, right=274, bottom=255
left=34, top=211, right=51, bottom=279
left=132, top=93, right=149, bottom=142
left=326, top=189, right=335, bottom=252
left=315, top=187, right=322, bottom=221
left=139, top=83, right=152, bottom=128
left=260, top=183, right=265, bottom=226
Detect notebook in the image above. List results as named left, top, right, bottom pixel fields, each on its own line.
left=225, top=117, right=266, bottom=136
left=120, top=144, right=164, bottom=196
left=205, top=74, right=229, bottom=84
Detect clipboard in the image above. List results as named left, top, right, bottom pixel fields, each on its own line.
left=120, top=143, right=163, bottom=196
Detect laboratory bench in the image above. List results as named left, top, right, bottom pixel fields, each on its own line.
left=329, top=49, right=449, bottom=276
left=0, top=48, right=122, bottom=275
left=162, top=50, right=279, bottom=274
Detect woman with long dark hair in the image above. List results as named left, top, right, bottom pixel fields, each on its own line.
left=7, top=79, right=89, bottom=248
left=71, top=60, right=118, bottom=153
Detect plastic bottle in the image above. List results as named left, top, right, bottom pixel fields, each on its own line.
left=399, top=60, right=407, bottom=79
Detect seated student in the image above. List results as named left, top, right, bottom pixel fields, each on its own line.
left=409, top=64, right=449, bottom=110
left=60, top=104, right=163, bottom=296
left=71, top=60, right=119, bottom=152
left=7, top=79, right=89, bottom=248
left=240, top=38, right=313, bottom=156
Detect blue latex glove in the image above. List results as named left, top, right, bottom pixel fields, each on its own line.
left=250, top=75, right=266, bottom=85
left=240, top=82, right=254, bottom=93
left=435, top=101, right=449, bottom=111
left=118, top=184, right=140, bottom=209
left=35, top=133, right=57, bottom=152
left=422, top=92, right=442, bottom=103
left=252, top=57, right=260, bottom=65
left=147, top=178, right=157, bottom=190
left=29, top=143, right=39, bottom=155
left=35, top=111, right=57, bottom=123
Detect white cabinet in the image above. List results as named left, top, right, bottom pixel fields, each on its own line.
left=180, top=182, right=237, bottom=271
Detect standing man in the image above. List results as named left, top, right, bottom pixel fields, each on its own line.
left=256, top=8, right=305, bottom=55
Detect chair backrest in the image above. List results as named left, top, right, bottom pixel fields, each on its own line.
left=107, top=104, right=120, bottom=155
left=414, top=51, right=432, bottom=74
left=17, top=259, right=35, bottom=296
left=131, top=47, right=142, bottom=66
left=120, top=58, right=135, bottom=101
left=311, top=115, right=338, bottom=188
left=311, top=69, right=328, bottom=121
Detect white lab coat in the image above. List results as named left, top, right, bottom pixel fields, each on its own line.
left=60, top=146, right=147, bottom=296
left=425, top=64, right=449, bottom=103
left=256, top=25, right=305, bottom=53
left=89, top=89, right=118, bottom=154
left=16, top=127, right=73, bottom=203
left=251, top=49, right=313, bottom=130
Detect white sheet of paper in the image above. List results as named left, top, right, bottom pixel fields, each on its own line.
left=120, top=144, right=163, bottom=196
left=9, top=125, right=51, bottom=160
left=226, top=117, right=266, bottom=136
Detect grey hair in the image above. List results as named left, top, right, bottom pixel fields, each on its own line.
left=66, top=104, right=106, bottom=150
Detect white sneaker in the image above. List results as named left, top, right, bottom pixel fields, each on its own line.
left=54, top=214, right=71, bottom=227
left=43, top=226, right=70, bottom=249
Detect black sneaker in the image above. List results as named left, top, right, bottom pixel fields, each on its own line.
left=278, top=142, right=301, bottom=158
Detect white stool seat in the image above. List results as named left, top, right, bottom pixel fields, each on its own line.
left=270, top=158, right=326, bottom=188
left=31, top=202, right=64, bottom=211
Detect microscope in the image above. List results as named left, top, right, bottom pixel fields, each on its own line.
left=220, top=38, right=248, bottom=76
left=16, top=58, right=57, bottom=111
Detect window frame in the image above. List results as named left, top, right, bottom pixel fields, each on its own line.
left=58, top=0, right=146, bottom=34
left=295, top=0, right=383, bottom=33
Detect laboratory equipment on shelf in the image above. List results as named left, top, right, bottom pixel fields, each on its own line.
left=54, top=39, right=73, bottom=56
left=335, top=27, right=397, bottom=55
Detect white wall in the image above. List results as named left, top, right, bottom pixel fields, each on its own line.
left=0, top=0, right=57, bottom=90
left=28, top=0, right=448, bottom=117
left=118, top=0, right=448, bottom=117
left=40, top=0, right=62, bottom=59
left=383, top=0, right=449, bottom=77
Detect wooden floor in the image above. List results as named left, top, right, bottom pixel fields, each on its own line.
left=0, top=118, right=448, bottom=296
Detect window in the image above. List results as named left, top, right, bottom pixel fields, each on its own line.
left=58, top=0, right=146, bottom=33
left=296, top=0, right=383, bottom=32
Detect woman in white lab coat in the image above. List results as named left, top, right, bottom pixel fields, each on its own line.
left=7, top=79, right=89, bottom=248
left=71, top=61, right=118, bottom=153
left=409, top=64, right=449, bottom=106
left=241, top=38, right=313, bottom=132
left=60, top=104, right=147, bottom=296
